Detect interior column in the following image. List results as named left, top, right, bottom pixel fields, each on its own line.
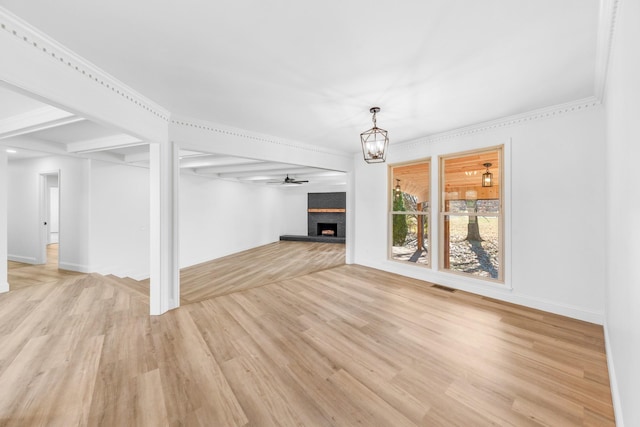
left=149, top=140, right=179, bottom=315
left=0, top=150, right=8, bottom=293
left=345, top=171, right=355, bottom=264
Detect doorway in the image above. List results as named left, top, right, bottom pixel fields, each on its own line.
left=39, top=171, right=60, bottom=266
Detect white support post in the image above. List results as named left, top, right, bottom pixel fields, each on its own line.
left=0, top=150, right=8, bottom=293
left=149, top=141, right=179, bottom=315
left=345, top=170, right=356, bottom=265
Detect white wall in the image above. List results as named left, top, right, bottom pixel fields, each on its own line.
left=90, top=162, right=291, bottom=278
left=280, top=191, right=308, bottom=236
left=7, top=155, right=90, bottom=272
left=603, top=0, right=640, bottom=425
left=5, top=155, right=303, bottom=281
left=354, top=104, right=607, bottom=323
left=179, top=173, right=285, bottom=268
left=7, top=159, right=39, bottom=264
left=89, top=160, right=150, bottom=280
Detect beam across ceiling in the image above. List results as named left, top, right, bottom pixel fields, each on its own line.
left=66, top=134, right=144, bottom=153
left=0, top=106, right=84, bottom=140
left=217, top=167, right=328, bottom=179
left=179, top=155, right=261, bottom=169
left=194, top=161, right=300, bottom=175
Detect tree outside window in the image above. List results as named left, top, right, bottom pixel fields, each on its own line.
left=440, top=147, right=503, bottom=281
left=389, top=160, right=430, bottom=266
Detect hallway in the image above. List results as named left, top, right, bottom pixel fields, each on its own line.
left=7, top=244, right=84, bottom=291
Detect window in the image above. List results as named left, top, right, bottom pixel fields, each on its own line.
left=389, top=160, right=430, bottom=266
left=440, top=147, right=503, bottom=281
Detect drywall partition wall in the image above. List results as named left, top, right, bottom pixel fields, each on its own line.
left=89, top=160, right=150, bottom=280
left=179, top=173, right=284, bottom=268
left=280, top=191, right=308, bottom=236
left=604, top=0, right=640, bottom=424
left=7, top=155, right=90, bottom=272
left=7, top=160, right=39, bottom=264
left=353, top=102, right=607, bottom=324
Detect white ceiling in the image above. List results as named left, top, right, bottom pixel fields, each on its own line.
left=0, top=86, right=346, bottom=186
left=0, top=0, right=600, bottom=154
left=3, top=0, right=603, bottom=189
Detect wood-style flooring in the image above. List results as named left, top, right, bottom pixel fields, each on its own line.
left=1, top=243, right=615, bottom=426
left=180, top=241, right=345, bottom=304
left=7, top=244, right=83, bottom=291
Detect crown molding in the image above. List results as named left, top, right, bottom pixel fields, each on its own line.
left=594, top=0, right=621, bottom=102
left=0, top=6, right=171, bottom=122
left=170, top=117, right=352, bottom=158
left=396, top=97, right=602, bottom=151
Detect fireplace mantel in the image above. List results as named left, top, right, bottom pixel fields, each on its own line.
left=307, top=208, right=346, bottom=213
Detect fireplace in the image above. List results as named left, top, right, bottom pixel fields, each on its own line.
left=307, top=192, right=346, bottom=239
left=317, top=223, right=338, bottom=237
left=280, top=192, right=346, bottom=243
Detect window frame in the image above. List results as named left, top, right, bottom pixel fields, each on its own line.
left=438, top=146, right=504, bottom=283
left=388, top=158, right=432, bottom=268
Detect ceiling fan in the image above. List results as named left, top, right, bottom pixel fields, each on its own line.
left=268, top=174, right=309, bottom=185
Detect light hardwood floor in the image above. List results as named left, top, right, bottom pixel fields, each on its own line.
left=1, top=244, right=615, bottom=426
left=180, top=241, right=346, bottom=304
left=7, top=244, right=83, bottom=291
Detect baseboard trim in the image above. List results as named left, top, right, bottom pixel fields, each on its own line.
left=495, top=292, right=604, bottom=324
left=0, top=281, right=8, bottom=293
left=356, top=258, right=604, bottom=324
left=8, top=254, right=38, bottom=264
left=604, top=321, right=624, bottom=426
left=92, top=265, right=149, bottom=282
left=127, top=272, right=150, bottom=281
left=58, top=262, right=91, bottom=273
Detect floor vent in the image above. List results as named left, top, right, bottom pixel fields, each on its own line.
left=432, top=284, right=456, bottom=292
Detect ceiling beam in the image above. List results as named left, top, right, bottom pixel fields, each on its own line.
left=180, top=155, right=262, bottom=169
left=123, top=150, right=221, bottom=165
left=0, top=135, right=125, bottom=163
left=194, top=161, right=300, bottom=175
left=217, top=167, right=326, bottom=179
left=0, top=135, right=68, bottom=154
left=0, top=106, right=85, bottom=140
left=244, top=173, right=346, bottom=183
left=123, top=151, right=151, bottom=164
left=66, top=134, right=144, bottom=153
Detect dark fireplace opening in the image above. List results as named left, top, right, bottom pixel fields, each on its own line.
left=317, top=223, right=338, bottom=237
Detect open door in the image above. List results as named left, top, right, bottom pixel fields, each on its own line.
left=38, top=171, right=60, bottom=265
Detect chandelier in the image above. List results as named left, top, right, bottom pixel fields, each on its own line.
left=360, top=107, right=389, bottom=163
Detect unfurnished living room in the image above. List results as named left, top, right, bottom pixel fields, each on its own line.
left=0, top=1, right=638, bottom=426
